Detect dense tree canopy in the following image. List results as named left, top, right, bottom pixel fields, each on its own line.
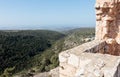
left=0, top=28, right=95, bottom=76
left=0, top=30, right=65, bottom=75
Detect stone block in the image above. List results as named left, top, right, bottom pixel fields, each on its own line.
left=68, top=54, right=79, bottom=67
left=59, top=64, right=76, bottom=77
left=59, top=54, right=68, bottom=63
left=59, top=51, right=70, bottom=63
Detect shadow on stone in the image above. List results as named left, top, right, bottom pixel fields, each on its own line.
left=114, top=63, right=120, bottom=77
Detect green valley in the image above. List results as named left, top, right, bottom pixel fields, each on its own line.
left=0, top=28, right=95, bottom=77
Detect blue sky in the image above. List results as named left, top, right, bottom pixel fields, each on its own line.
left=0, top=0, right=96, bottom=29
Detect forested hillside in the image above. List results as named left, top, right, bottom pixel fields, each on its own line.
left=0, top=30, right=65, bottom=76
left=0, top=28, right=95, bottom=77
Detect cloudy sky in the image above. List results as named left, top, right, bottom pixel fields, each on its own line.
left=0, top=0, right=96, bottom=29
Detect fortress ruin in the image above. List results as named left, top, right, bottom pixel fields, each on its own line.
left=59, top=0, right=120, bottom=77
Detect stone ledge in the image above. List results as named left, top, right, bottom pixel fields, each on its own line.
left=59, top=52, right=120, bottom=77
left=59, top=40, right=106, bottom=57
left=59, top=40, right=120, bottom=77
left=59, top=40, right=106, bottom=68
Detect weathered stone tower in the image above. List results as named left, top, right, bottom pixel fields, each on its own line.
left=95, top=0, right=120, bottom=55
left=59, top=0, right=120, bottom=77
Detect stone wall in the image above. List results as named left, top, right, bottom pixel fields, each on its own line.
left=95, top=0, right=120, bottom=55
left=59, top=0, right=120, bottom=77
left=95, top=0, right=120, bottom=40
left=59, top=40, right=120, bottom=77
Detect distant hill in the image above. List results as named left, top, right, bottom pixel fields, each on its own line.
left=55, top=28, right=95, bottom=51
left=0, top=28, right=95, bottom=77
left=0, top=25, right=84, bottom=31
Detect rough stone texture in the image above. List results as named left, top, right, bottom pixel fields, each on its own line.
left=95, top=0, right=120, bottom=55
left=59, top=52, right=120, bottom=77
left=49, top=67, right=59, bottom=77
left=59, top=40, right=106, bottom=67
left=59, top=0, right=120, bottom=77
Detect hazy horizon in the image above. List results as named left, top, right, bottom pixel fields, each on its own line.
left=0, top=25, right=95, bottom=31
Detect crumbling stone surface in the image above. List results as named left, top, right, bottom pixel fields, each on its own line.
left=59, top=0, right=120, bottom=77
left=59, top=51, right=120, bottom=77
left=95, top=0, right=120, bottom=55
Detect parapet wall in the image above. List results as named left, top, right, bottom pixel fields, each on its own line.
left=59, top=0, right=120, bottom=77
left=59, top=40, right=120, bottom=77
